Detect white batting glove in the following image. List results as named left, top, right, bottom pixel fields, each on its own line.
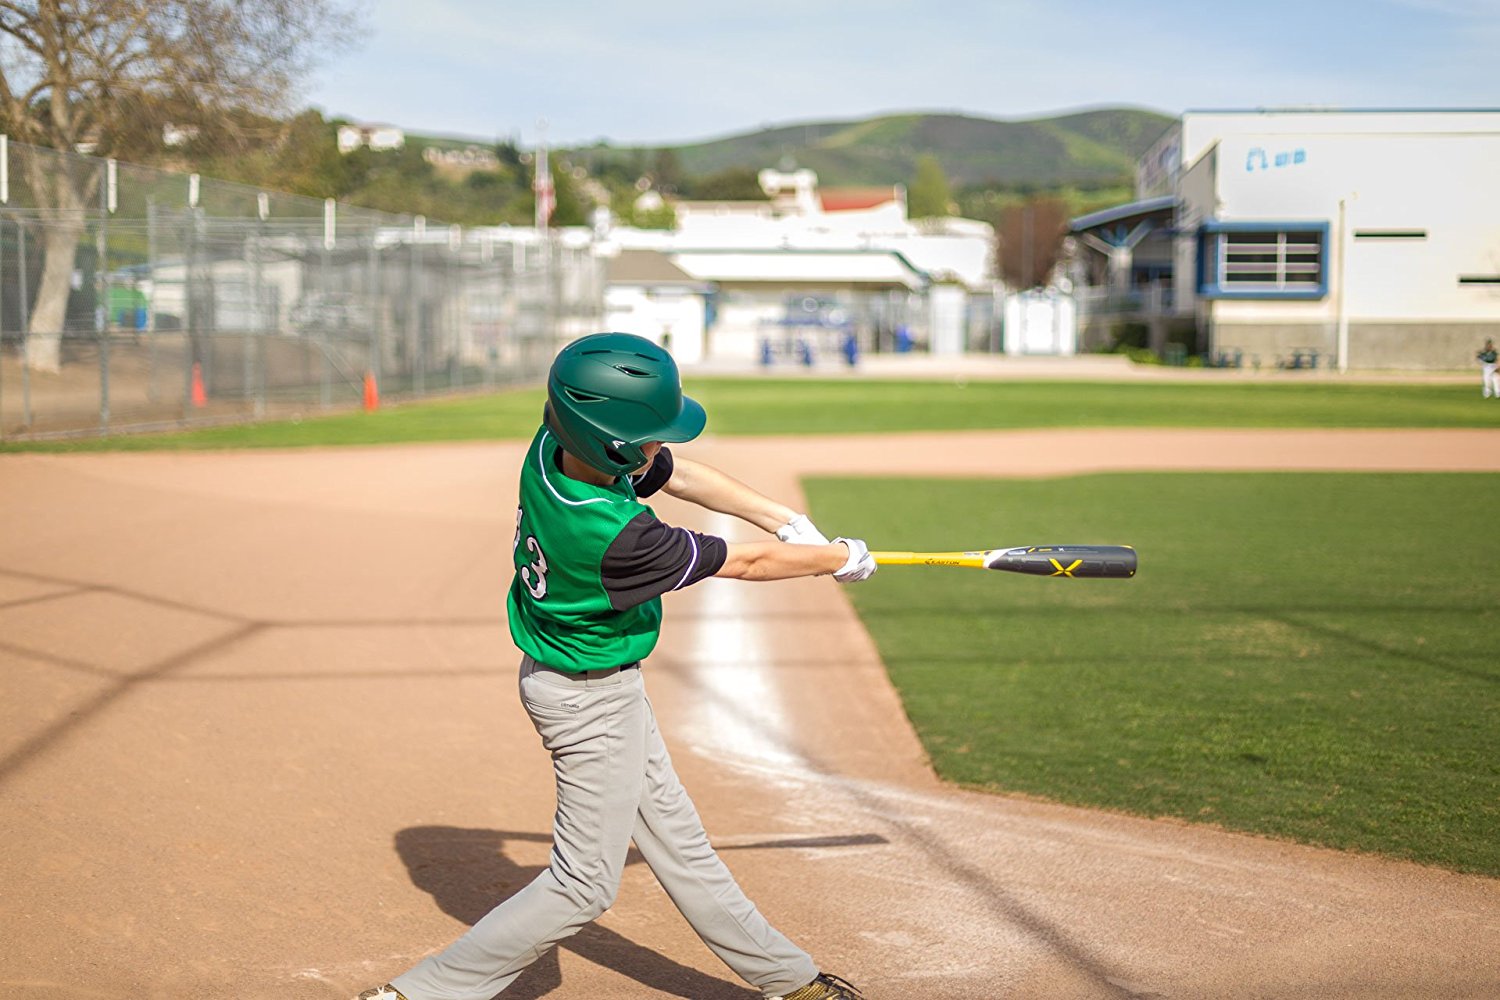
left=776, top=513, right=830, bottom=546
left=832, top=537, right=878, bottom=583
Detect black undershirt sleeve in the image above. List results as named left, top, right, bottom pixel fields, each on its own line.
left=629, top=446, right=674, bottom=498
left=601, top=512, right=727, bottom=611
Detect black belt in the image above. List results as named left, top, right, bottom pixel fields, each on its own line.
left=534, top=660, right=639, bottom=679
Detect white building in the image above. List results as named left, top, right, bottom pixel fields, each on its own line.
left=602, top=168, right=998, bottom=363
left=337, top=123, right=406, bottom=154
left=602, top=249, right=711, bottom=364
left=423, top=145, right=500, bottom=170
left=162, top=123, right=200, bottom=148
left=1074, top=109, right=1500, bottom=370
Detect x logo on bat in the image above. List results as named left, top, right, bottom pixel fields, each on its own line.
left=1049, top=558, right=1083, bottom=577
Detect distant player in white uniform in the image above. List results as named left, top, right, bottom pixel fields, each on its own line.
left=1478, top=338, right=1499, bottom=399
left=357, top=333, right=874, bottom=1000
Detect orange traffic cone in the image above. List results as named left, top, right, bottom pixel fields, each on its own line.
left=362, top=370, right=380, bottom=411
left=191, top=362, right=207, bottom=408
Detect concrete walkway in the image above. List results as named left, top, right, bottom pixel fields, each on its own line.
left=687, top=352, right=1480, bottom=383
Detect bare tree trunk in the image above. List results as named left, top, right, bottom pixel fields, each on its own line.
left=21, top=147, right=98, bottom=374
left=25, top=218, right=86, bottom=373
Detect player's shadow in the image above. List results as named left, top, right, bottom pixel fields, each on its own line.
left=394, top=825, right=881, bottom=999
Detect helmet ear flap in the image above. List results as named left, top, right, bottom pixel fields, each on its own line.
left=543, top=396, right=646, bottom=474
left=544, top=332, right=701, bottom=475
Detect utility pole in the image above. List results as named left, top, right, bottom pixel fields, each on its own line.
left=535, top=118, right=555, bottom=354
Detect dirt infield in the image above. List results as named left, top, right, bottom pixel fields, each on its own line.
left=3, top=429, right=1499, bottom=1000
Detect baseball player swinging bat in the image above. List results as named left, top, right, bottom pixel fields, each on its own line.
left=871, top=544, right=1137, bottom=579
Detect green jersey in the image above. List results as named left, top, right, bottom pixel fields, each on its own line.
left=507, top=427, right=724, bottom=672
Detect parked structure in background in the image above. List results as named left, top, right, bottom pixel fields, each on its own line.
left=600, top=166, right=1000, bottom=364
left=1003, top=288, right=1078, bottom=356
left=336, top=123, right=406, bottom=154
left=1066, top=109, right=1500, bottom=370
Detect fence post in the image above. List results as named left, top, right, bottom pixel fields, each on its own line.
left=183, top=199, right=197, bottom=416
left=449, top=225, right=461, bottom=389
left=18, top=215, right=31, bottom=428
left=0, top=216, right=5, bottom=442
left=257, top=326, right=268, bottom=418
left=98, top=159, right=112, bottom=433
left=320, top=199, right=332, bottom=409
left=245, top=210, right=256, bottom=415
left=366, top=229, right=380, bottom=394
left=253, top=192, right=267, bottom=419
left=412, top=216, right=425, bottom=397
left=481, top=233, right=495, bottom=390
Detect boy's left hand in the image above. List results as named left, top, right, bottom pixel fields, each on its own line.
left=776, top=513, right=830, bottom=546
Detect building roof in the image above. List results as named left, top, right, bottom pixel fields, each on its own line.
left=1069, top=196, right=1175, bottom=233
left=605, top=249, right=700, bottom=285
left=1183, top=106, right=1500, bottom=115
left=819, top=187, right=901, bottom=212
left=670, top=249, right=927, bottom=289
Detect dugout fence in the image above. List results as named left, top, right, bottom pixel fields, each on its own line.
left=0, top=138, right=603, bottom=440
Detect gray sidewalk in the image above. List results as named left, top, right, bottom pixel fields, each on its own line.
left=686, top=352, right=1479, bottom=384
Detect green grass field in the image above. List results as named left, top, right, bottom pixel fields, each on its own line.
left=4, top=377, right=1496, bottom=451
left=803, top=472, right=1500, bottom=876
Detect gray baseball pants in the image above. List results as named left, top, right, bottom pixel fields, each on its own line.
left=390, top=655, right=819, bottom=1000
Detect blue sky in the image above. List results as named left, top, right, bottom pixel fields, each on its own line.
left=305, top=0, right=1500, bottom=146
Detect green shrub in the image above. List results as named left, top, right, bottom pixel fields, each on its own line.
left=1109, top=321, right=1150, bottom=352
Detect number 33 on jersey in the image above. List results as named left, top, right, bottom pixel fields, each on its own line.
left=515, top=506, right=548, bottom=599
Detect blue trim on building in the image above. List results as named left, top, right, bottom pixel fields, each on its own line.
left=1200, top=219, right=1329, bottom=234
left=1199, top=286, right=1328, bottom=301
left=1197, top=220, right=1331, bottom=300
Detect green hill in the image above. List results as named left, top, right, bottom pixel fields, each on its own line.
left=610, top=107, right=1174, bottom=189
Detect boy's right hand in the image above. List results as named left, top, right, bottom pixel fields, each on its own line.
left=833, top=537, right=878, bottom=583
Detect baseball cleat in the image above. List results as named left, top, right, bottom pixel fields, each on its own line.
left=772, top=971, right=868, bottom=999
left=355, top=986, right=408, bottom=1000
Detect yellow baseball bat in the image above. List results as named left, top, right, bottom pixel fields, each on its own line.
left=871, top=545, right=1137, bottom=579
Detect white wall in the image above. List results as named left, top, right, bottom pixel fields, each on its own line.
left=929, top=285, right=968, bottom=355
left=1205, top=131, right=1500, bottom=325
left=1179, top=110, right=1500, bottom=173
left=1174, top=145, right=1218, bottom=317
left=602, top=285, right=705, bottom=364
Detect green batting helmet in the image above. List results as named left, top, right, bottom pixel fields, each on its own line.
left=544, top=332, right=706, bottom=476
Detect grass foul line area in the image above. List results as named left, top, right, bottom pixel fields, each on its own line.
left=803, top=472, right=1500, bottom=876
left=4, top=377, right=1498, bottom=451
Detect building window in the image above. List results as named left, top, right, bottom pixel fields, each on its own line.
left=1198, top=222, right=1329, bottom=300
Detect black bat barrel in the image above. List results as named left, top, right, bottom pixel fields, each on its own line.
left=991, top=545, right=1137, bottom=579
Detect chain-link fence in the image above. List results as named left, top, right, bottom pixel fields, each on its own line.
left=0, top=138, right=603, bottom=440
